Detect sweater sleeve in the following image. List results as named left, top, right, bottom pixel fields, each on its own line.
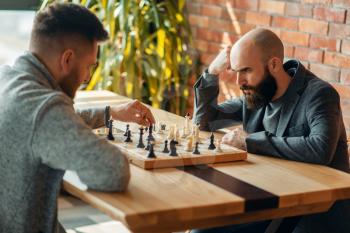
left=75, top=105, right=106, bottom=129
left=31, top=94, right=130, bottom=192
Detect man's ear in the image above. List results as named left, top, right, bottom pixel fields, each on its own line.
left=267, top=57, right=282, bottom=73
left=59, top=49, right=75, bottom=74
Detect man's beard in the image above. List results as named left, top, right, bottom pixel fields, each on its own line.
left=59, top=69, right=81, bottom=99
left=240, top=67, right=277, bottom=110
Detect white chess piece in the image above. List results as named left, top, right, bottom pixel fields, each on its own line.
left=195, top=124, right=201, bottom=143
left=157, top=122, right=163, bottom=134
left=215, top=139, right=222, bottom=153
left=167, top=125, right=174, bottom=140
left=186, top=136, right=193, bottom=152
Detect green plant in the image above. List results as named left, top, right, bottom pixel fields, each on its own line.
left=40, top=0, right=193, bottom=115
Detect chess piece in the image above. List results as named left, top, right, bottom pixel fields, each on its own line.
left=169, top=139, right=178, bottom=156
left=124, top=124, right=129, bottom=136
left=161, top=124, right=166, bottom=131
left=215, top=139, right=222, bottom=153
left=167, top=125, right=174, bottom=140
left=124, top=130, right=132, bottom=142
left=208, top=132, right=216, bottom=150
left=193, top=142, right=200, bottom=155
left=104, top=106, right=111, bottom=128
left=137, top=127, right=145, bottom=148
left=107, top=119, right=114, bottom=141
left=186, top=136, right=193, bottom=152
left=147, top=142, right=156, bottom=158
left=162, top=140, right=170, bottom=153
left=148, top=123, right=155, bottom=141
left=156, top=122, right=163, bottom=134
left=145, top=138, right=151, bottom=150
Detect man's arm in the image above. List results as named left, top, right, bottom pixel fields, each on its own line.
left=246, top=86, right=342, bottom=165
left=75, top=106, right=105, bottom=129
left=194, top=71, right=243, bottom=131
left=32, top=94, right=130, bottom=192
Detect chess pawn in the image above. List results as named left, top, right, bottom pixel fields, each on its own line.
left=157, top=122, right=163, bottom=134
left=185, top=137, right=193, bottom=152
left=192, top=142, right=200, bottom=155
left=215, top=139, right=222, bottom=153
left=167, top=125, right=174, bottom=140
left=107, top=119, right=114, bottom=141
left=162, top=140, right=170, bottom=153
left=147, top=142, right=156, bottom=158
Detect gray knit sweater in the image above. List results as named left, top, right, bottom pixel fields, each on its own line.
left=0, top=52, right=130, bottom=233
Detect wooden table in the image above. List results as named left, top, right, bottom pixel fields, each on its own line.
left=65, top=90, right=350, bottom=233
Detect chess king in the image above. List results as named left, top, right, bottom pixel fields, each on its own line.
left=0, top=3, right=155, bottom=233
left=192, top=28, right=350, bottom=233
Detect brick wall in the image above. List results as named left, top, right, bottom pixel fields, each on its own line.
left=187, top=0, right=350, bottom=138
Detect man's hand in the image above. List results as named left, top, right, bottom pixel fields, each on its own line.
left=110, top=100, right=155, bottom=126
left=221, top=126, right=247, bottom=150
left=208, top=46, right=231, bottom=75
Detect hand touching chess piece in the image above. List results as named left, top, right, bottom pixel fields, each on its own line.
left=221, top=126, right=248, bottom=150
left=110, top=100, right=155, bottom=126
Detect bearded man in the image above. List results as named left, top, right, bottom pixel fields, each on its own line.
left=192, top=28, right=350, bottom=233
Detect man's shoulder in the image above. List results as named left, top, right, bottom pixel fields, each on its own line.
left=304, top=71, right=339, bottom=101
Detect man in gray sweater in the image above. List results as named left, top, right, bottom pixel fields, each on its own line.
left=0, top=3, right=155, bottom=233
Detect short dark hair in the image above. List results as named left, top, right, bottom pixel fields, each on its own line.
left=32, top=3, right=108, bottom=43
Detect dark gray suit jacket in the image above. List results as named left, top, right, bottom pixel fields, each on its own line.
left=194, top=60, right=350, bottom=233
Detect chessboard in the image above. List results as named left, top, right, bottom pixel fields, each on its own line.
left=94, top=121, right=247, bottom=170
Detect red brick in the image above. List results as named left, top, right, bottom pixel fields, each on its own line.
left=341, top=40, right=350, bottom=55
left=259, top=0, right=285, bottom=15
left=201, top=4, right=223, bottom=18
left=188, top=15, right=209, bottom=28
left=309, top=63, right=340, bottom=82
left=313, top=7, right=346, bottom=23
left=200, top=53, right=216, bottom=66
left=197, top=28, right=223, bottom=42
left=333, top=83, right=350, bottom=99
left=234, top=0, right=258, bottom=11
left=272, top=16, right=298, bottom=30
left=186, top=2, right=201, bottom=15
left=329, top=23, right=350, bottom=38
left=245, top=11, right=271, bottom=26
left=324, top=52, right=350, bottom=69
left=301, top=0, right=332, bottom=4
left=298, top=18, right=328, bottom=35
left=221, top=8, right=246, bottom=22
left=208, top=18, right=234, bottom=32
left=264, top=27, right=281, bottom=37
left=285, top=3, right=312, bottom=17
left=194, top=40, right=209, bottom=53
left=295, top=47, right=324, bottom=63
left=280, top=30, right=309, bottom=46
left=284, top=45, right=294, bottom=58
left=208, top=42, right=225, bottom=53
left=333, top=0, right=350, bottom=8
left=221, top=32, right=240, bottom=44
left=309, top=35, right=341, bottom=52
left=229, top=22, right=256, bottom=35
left=340, top=69, right=350, bottom=84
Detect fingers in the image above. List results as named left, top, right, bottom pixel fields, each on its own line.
left=130, top=100, right=156, bottom=126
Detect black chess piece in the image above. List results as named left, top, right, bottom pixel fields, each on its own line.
left=145, top=138, right=151, bottom=150
left=124, top=130, right=132, bottom=142
left=148, top=123, right=155, bottom=141
left=169, top=139, right=178, bottom=156
left=162, top=140, right=169, bottom=153
left=147, top=142, right=156, bottom=158
left=107, top=119, right=114, bottom=141
left=124, top=124, right=130, bottom=137
left=161, top=124, right=166, bottom=131
left=208, top=132, right=216, bottom=150
left=137, top=127, right=145, bottom=148
left=193, top=142, right=200, bottom=154
left=104, top=106, right=111, bottom=128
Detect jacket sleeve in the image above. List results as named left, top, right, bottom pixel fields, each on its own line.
left=246, top=86, right=342, bottom=165
left=31, top=94, right=130, bottom=192
left=193, top=70, right=243, bottom=131
left=75, top=106, right=106, bottom=129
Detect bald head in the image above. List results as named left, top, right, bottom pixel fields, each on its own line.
left=231, top=28, right=284, bottom=66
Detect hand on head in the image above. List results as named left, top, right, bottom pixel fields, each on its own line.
left=110, top=100, right=155, bottom=126
left=208, top=45, right=232, bottom=76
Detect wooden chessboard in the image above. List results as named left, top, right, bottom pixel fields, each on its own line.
left=94, top=126, right=247, bottom=170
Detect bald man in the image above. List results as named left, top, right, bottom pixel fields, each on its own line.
left=193, top=28, right=350, bottom=232
left=0, top=3, right=155, bottom=233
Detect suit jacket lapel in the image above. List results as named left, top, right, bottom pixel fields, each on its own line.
left=275, top=60, right=307, bottom=136
left=245, top=106, right=266, bottom=133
